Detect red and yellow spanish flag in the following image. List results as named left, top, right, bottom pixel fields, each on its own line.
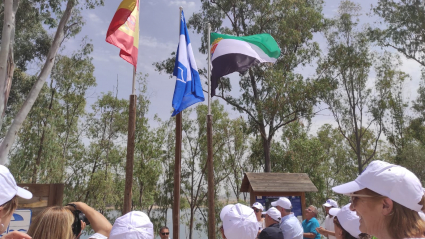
left=106, top=0, right=139, bottom=68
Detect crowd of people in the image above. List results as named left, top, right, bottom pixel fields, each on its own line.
left=0, top=160, right=424, bottom=239
left=220, top=160, right=425, bottom=239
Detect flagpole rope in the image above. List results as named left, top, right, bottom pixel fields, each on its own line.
left=208, top=23, right=211, bottom=115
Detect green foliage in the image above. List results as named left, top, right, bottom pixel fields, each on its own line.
left=370, top=0, right=425, bottom=66
left=154, top=0, right=327, bottom=172
left=317, top=1, right=407, bottom=173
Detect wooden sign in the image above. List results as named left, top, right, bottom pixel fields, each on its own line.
left=16, top=184, right=64, bottom=220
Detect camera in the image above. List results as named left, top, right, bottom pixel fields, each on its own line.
left=78, top=211, right=90, bottom=225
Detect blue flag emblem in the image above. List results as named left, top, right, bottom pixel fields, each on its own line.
left=171, top=10, right=205, bottom=116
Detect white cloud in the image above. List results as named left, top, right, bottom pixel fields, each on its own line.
left=88, top=13, right=103, bottom=23
left=168, top=1, right=196, bottom=8
left=138, top=35, right=175, bottom=51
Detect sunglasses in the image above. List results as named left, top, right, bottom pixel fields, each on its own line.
left=253, top=208, right=260, bottom=213
left=346, top=193, right=386, bottom=204
left=161, top=232, right=170, bottom=235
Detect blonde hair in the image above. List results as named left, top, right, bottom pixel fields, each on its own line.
left=364, top=188, right=425, bottom=239
left=27, top=206, right=75, bottom=239
left=0, top=196, right=18, bottom=217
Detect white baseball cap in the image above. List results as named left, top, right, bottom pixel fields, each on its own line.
left=323, top=199, right=338, bottom=208
left=222, top=203, right=257, bottom=239
left=332, top=160, right=424, bottom=212
left=271, top=197, right=291, bottom=210
left=264, top=207, right=281, bottom=222
left=0, top=165, right=32, bottom=205
left=329, top=204, right=361, bottom=238
left=252, top=202, right=264, bottom=211
left=220, top=204, right=234, bottom=221
left=109, top=211, right=154, bottom=239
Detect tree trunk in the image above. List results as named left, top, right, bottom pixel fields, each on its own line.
left=0, top=0, right=19, bottom=130
left=262, top=136, right=271, bottom=172
left=32, top=129, right=46, bottom=183
left=0, top=0, right=75, bottom=164
left=189, top=206, right=194, bottom=239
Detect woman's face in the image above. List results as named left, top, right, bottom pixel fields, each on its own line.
left=350, top=189, right=383, bottom=235
left=252, top=208, right=262, bottom=221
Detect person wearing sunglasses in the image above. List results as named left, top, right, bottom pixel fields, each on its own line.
left=27, top=202, right=112, bottom=239
left=159, top=226, right=171, bottom=239
left=0, top=165, right=33, bottom=239
left=333, top=160, right=425, bottom=239
left=252, top=202, right=266, bottom=232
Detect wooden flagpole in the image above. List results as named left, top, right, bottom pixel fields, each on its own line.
left=123, top=66, right=137, bottom=215
left=173, top=7, right=183, bottom=239
left=207, top=23, right=216, bottom=239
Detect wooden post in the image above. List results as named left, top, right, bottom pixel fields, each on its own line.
left=301, top=192, right=306, bottom=219
left=123, top=94, right=136, bottom=214
left=173, top=112, right=182, bottom=239
left=207, top=114, right=215, bottom=239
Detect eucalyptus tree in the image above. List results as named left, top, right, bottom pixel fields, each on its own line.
left=0, top=0, right=104, bottom=164
left=317, top=1, right=405, bottom=173
left=370, top=0, right=425, bottom=67
left=180, top=100, right=231, bottom=239
left=8, top=43, right=96, bottom=183
left=156, top=0, right=325, bottom=172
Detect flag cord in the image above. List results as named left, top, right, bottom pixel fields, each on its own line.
left=207, top=23, right=211, bottom=115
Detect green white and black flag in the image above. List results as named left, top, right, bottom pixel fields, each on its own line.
left=210, top=32, right=280, bottom=96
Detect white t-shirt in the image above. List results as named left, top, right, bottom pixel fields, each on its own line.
left=258, top=219, right=266, bottom=231
left=324, top=215, right=336, bottom=239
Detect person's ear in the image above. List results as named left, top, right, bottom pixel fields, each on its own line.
left=382, top=197, right=394, bottom=216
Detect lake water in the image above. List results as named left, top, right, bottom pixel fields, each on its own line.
left=80, top=209, right=208, bottom=239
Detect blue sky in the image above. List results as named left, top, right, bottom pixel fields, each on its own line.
left=61, top=0, right=422, bottom=133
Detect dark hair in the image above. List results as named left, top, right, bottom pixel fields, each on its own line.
left=333, top=216, right=357, bottom=239
left=160, top=226, right=169, bottom=233
left=284, top=208, right=291, bottom=213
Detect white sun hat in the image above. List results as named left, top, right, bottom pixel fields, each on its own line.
left=252, top=202, right=264, bottom=211
left=222, top=203, right=258, bottom=239
left=0, top=165, right=32, bottom=205
left=332, top=160, right=424, bottom=212
left=271, top=197, right=292, bottom=209
left=329, top=204, right=361, bottom=238
left=109, top=211, right=154, bottom=239
left=323, top=199, right=338, bottom=208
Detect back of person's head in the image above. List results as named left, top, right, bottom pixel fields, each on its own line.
left=109, top=211, right=154, bottom=239
left=220, top=203, right=257, bottom=239
left=27, top=206, right=75, bottom=239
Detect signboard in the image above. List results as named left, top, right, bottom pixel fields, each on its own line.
left=255, top=195, right=303, bottom=218
left=0, top=209, right=32, bottom=237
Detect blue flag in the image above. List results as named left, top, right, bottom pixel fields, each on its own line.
left=171, top=10, right=204, bottom=116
